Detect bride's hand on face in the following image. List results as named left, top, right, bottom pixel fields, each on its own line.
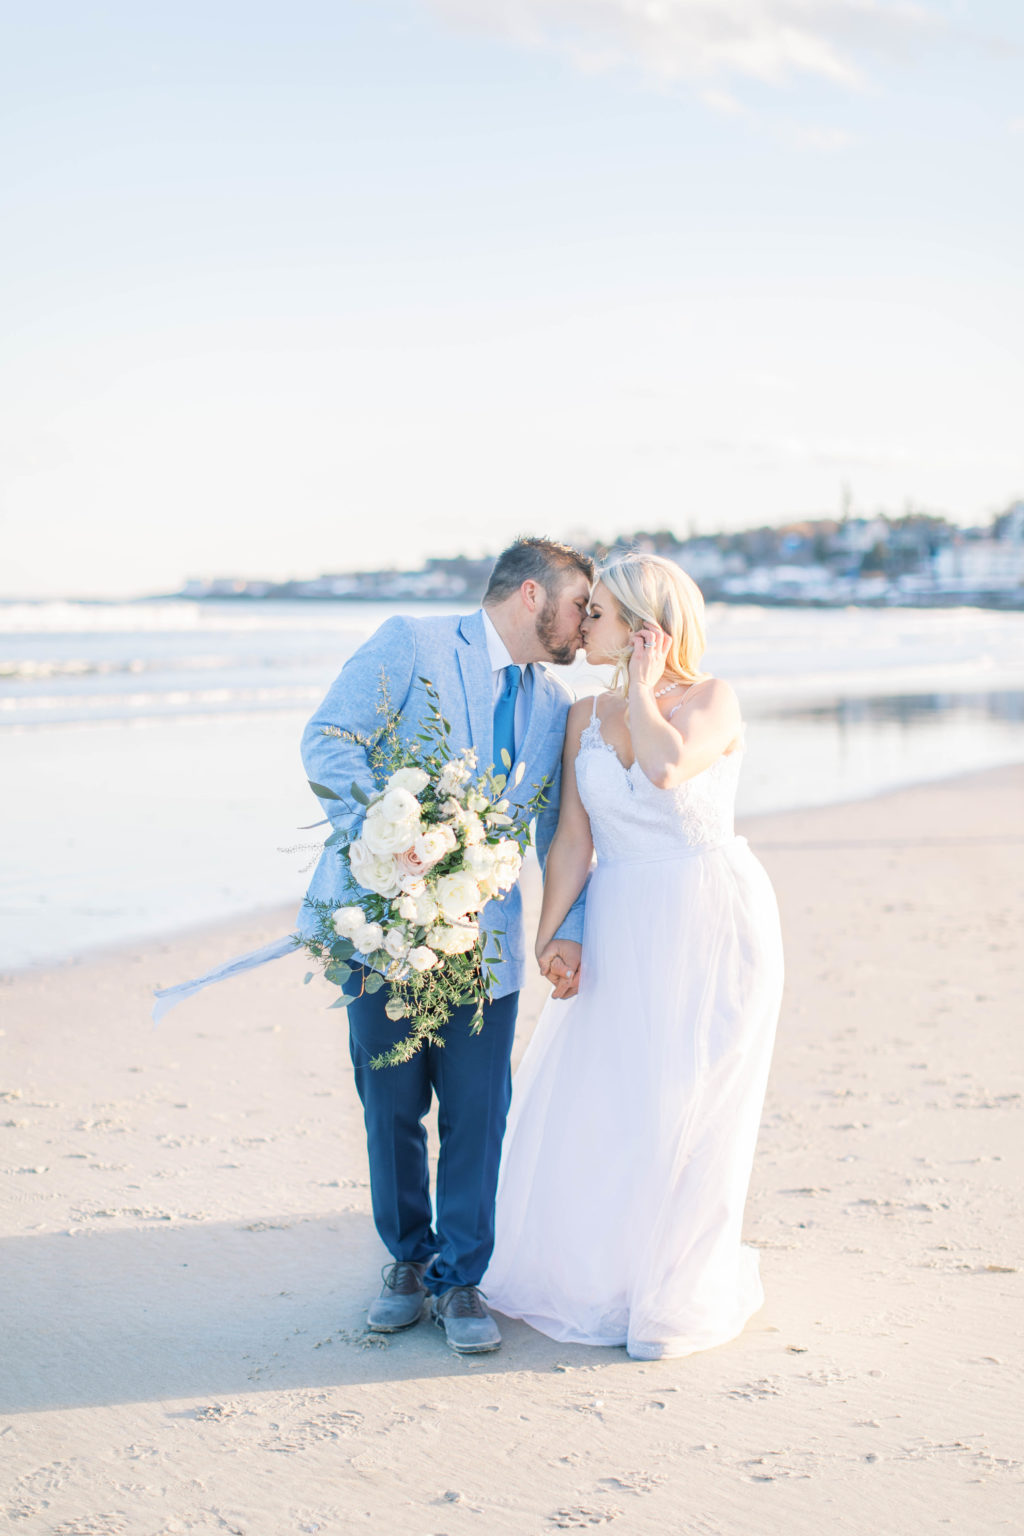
left=628, top=622, right=671, bottom=692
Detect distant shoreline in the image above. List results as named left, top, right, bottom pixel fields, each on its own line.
left=3, top=590, right=1021, bottom=613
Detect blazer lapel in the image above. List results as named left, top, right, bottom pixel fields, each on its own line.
left=456, top=611, right=495, bottom=771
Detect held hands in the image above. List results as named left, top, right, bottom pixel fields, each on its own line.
left=628, top=622, right=671, bottom=692
left=537, top=940, right=582, bottom=1000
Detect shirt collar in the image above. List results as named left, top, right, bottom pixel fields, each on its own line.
left=480, top=608, right=518, bottom=675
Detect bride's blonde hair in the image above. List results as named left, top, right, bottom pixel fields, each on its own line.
left=598, top=552, right=708, bottom=696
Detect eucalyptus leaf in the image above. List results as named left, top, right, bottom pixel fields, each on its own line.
left=303, top=972, right=313, bottom=985
left=363, top=971, right=385, bottom=994
left=350, top=782, right=371, bottom=806
left=325, top=962, right=353, bottom=985
left=323, top=828, right=347, bottom=849
left=330, top=938, right=355, bottom=960
left=328, top=994, right=351, bottom=1009
left=308, top=780, right=342, bottom=801
left=500, top=748, right=512, bottom=769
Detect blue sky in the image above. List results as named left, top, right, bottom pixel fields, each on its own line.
left=1, top=0, right=1022, bottom=596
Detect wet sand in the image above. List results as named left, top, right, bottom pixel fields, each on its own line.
left=1, top=766, right=1021, bottom=1533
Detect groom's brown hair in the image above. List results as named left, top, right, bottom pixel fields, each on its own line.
left=483, top=537, right=594, bottom=605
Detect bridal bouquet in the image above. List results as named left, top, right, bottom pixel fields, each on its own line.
left=300, top=678, right=548, bottom=1068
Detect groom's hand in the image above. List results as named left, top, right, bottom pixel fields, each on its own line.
left=537, top=941, right=582, bottom=1000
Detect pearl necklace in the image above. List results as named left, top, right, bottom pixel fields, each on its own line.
left=652, top=679, right=685, bottom=699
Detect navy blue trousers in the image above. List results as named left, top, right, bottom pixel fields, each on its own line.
left=345, top=969, right=518, bottom=1294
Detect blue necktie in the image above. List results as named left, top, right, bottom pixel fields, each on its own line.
left=492, top=665, right=522, bottom=772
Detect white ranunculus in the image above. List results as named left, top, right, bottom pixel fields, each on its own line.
left=361, top=797, right=422, bottom=856
left=355, top=920, right=385, bottom=953
left=427, top=922, right=479, bottom=956
left=395, top=894, right=418, bottom=921
left=400, top=875, right=427, bottom=897
left=460, top=812, right=485, bottom=846
left=463, top=844, right=497, bottom=878
left=494, top=859, right=519, bottom=892
left=387, top=766, right=429, bottom=795
left=434, top=871, right=484, bottom=922
left=332, top=905, right=366, bottom=939
left=407, top=945, right=439, bottom=972
left=463, top=845, right=499, bottom=898
left=414, top=825, right=457, bottom=867
left=493, top=837, right=520, bottom=865
left=413, top=890, right=440, bottom=926
left=465, top=790, right=488, bottom=813
left=384, top=926, right=411, bottom=960
left=349, top=839, right=404, bottom=898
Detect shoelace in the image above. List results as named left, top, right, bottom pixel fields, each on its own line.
left=382, top=1261, right=423, bottom=1292
left=439, top=1285, right=487, bottom=1318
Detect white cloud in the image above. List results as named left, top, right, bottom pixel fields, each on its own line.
left=425, top=0, right=939, bottom=88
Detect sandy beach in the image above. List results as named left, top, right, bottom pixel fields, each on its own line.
left=2, top=765, right=1021, bottom=1535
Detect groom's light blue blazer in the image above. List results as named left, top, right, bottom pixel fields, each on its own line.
left=296, top=609, right=584, bottom=1000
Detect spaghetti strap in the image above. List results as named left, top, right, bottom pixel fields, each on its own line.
left=589, top=693, right=600, bottom=722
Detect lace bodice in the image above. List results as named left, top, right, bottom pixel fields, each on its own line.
left=576, top=706, right=741, bottom=862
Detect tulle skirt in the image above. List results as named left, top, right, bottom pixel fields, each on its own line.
left=483, top=836, right=784, bottom=1359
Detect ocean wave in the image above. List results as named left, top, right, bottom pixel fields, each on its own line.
left=0, top=684, right=323, bottom=728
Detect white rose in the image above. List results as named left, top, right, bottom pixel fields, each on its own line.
left=414, top=825, right=458, bottom=867
left=407, top=945, right=439, bottom=972
left=434, top=871, right=484, bottom=922
left=413, top=890, right=440, bottom=926
left=395, top=894, right=417, bottom=921
left=355, top=920, right=385, bottom=953
left=493, top=838, right=520, bottom=865
left=427, top=922, right=479, bottom=955
left=332, top=905, right=366, bottom=939
left=349, top=839, right=404, bottom=898
left=400, top=876, right=426, bottom=897
left=387, top=766, right=429, bottom=795
left=383, top=926, right=410, bottom=960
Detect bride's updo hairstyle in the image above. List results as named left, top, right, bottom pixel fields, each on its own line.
left=598, top=552, right=708, bottom=697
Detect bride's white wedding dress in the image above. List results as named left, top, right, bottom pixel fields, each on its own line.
left=483, top=696, right=784, bottom=1360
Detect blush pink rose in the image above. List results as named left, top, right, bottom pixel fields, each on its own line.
left=395, top=846, right=429, bottom=880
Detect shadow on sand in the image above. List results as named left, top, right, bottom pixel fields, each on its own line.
left=1, top=1211, right=619, bottom=1412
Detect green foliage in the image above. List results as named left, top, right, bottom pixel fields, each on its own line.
left=308, top=780, right=342, bottom=801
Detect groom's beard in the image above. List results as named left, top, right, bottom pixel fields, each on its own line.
left=536, top=596, right=581, bottom=667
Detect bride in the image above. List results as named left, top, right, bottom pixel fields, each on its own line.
left=483, top=553, right=785, bottom=1360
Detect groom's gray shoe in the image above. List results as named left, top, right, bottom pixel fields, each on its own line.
left=367, top=1261, right=428, bottom=1332
left=433, top=1285, right=502, bottom=1354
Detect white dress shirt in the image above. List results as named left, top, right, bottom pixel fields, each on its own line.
left=480, top=608, right=531, bottom=754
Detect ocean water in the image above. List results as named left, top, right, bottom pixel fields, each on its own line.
left=2, top=599, right=1023, bottom=969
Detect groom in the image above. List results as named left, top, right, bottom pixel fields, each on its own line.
left=297, top=537, right=594, bottom=1353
